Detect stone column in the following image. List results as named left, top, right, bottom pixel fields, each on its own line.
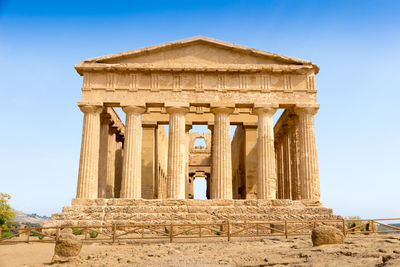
left=185, top=124, right=192, bottom=199
left=76, top=104, right=103, bottom=199
left=98, top=113, right=111, bottom=198
left=282, top=129, right=292, bottom=199
left=120, top=106, right=145, bottom=199
left=114, top=134, right=124, bottom=198
left=275, top=140, right=284, bottom=199
left=295, top=105, right=320, bottom=200
left=288, top=115, right=301, bottom=200
left=254, top=104, right=277, bottom=200
left=243, top=123, right=258, bottom=199
left=166, top=106, right=189, bottom=199
left=105, top=127, right=117, bottom=198
left=142, top=122, right=157, bottom=199
left=210, top=107, right=234, bottom=199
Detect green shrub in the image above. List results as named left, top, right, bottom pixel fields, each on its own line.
left=89, top=231, right=98, bottom=238
left=345, top=216, right=366, bottom=232
left=215, top=231, right=221, bottom=236
left=0, top=193, right=16, bottom=229
left=1, top=230, right=12, bottom=239
left=72, top=227, right=84, bottom=235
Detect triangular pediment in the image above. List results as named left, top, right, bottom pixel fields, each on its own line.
left=76, top=36, right=319, bottom=73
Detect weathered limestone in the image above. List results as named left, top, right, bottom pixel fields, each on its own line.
left=51, top=228, right=82, bottom=263
left=282, top=128, right=292, bottom=199
left=295, top=105, right=320, bottom=201
left=288, top=115, right=301, bottom=200
left=120, top=106, right=145, bottom=199
left=141, top=121, right=157, bottom=199
left=211, top=107, right=234, bottom=199
left=166, top=106, right=189, bottom=199
left=76, top=104, right=102, bottom=199
left=311, top=225, right=344, bottom=246
left=254, top=104, right=277, bottom=200
left=48, top=36, right=332, bottom=227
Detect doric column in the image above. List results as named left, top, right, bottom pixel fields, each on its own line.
left=120, top=106, right=145, bottom=199
left=113, top=133, right=124, bottom=198
left=210, top=107, right=234, bottom=199
left=295, top=105, right=320, bottom=200
left=185, top=124, right=192, bottom=199
left=166, top=106, right=189, bottom=199
left=275, top=140, right=284, bottom=199
left=105, top=126, right=117, bottom=198
left=76, top=104, right=103, bottom=199
left=282, top=126, right=292, bottom=199
left=98, top=112, right=112, bottom=198
left=254, top=104, right=277, bottom=200
left=141, top=121, right=157, bottom=199
left=288, top=115, right=301, bottom=200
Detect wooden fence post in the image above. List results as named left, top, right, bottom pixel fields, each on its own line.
left=112, top=224, right=116, bottom=243
left=169, top=223, right=173, bottom=243
left=342, top=219, right=346, bottom=236
left=227, top=221, right=231, bottom=241
left=56, top=226, right=60, bottom=242
left=26, top=228, right=30, bottom=243
left=284, top=221, right=288, bottom=239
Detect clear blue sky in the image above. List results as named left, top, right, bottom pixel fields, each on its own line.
left=1, top=0, right=399, bottom=218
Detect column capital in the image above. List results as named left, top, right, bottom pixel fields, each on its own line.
left=253, top=103, right=278, bottom=115
left=166, top=107, right=189, bottom=114
left=122, top=105, right=146, bottom=114
left=210, top=106, right=234, bottom=115
left=78, top=103, right=103, bottom=114
left=294, top=104, right=320, bottom=115
left=165, top=102, right=189, bottom=114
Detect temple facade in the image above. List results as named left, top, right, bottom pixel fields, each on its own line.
left=74, top=35, right=320, bottom=202
left=47, top=36, right=335, bottom=226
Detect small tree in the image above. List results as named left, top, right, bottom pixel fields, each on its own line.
left=0, top=193, right=16, bottom=229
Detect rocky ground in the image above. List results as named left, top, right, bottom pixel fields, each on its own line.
left=1, top=234, right=400, bottom=266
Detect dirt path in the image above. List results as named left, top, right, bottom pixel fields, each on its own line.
left=1, top=235, right=400, bottom=266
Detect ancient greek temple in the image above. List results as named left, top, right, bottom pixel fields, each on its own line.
left=74, top=35, right=320, bottom=202
left=48, top=36, right=331, bottom=226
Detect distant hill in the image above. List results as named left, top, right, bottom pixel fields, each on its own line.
left=12, top=210, right=50, bottom=227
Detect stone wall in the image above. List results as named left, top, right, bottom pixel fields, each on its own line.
left=46, top=199, right=339, bottom=227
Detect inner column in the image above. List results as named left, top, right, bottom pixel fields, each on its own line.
left=210, top=106, right=234, bottom=199
left=166, top=106, right=189, bottom=199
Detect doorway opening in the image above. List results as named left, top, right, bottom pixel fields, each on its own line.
left=193, top=177, right=207, bottom=199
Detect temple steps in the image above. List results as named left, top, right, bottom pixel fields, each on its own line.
left=45, top=199, right=340, bottom=227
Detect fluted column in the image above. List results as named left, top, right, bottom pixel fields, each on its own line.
left=295, top=105, right=320, bottom=200
left=166, top=106, right=189, bottom=199
left=76, top=104, right=103, bottom=199
left=288, top=115, right=301, bottom=200
left=282, top=126, right=292, bottom=199
left=210, top=107, right=234, bottom=199
left=120, top=106, right=145, bottom=199
left=105, top=127, right=117, bottom=198
left=254, top=104, right=277, bottom=199
left=98, top=113, right=111, bottom=198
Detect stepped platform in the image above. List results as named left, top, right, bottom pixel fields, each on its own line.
left=45, top=199, right=339, bottom=227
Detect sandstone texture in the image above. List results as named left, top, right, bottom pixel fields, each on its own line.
left=312, top=225, right=345, bottom=246
left=51, top=229, right=82, bottom=263
left=45, top=199, right=339, bottom=228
